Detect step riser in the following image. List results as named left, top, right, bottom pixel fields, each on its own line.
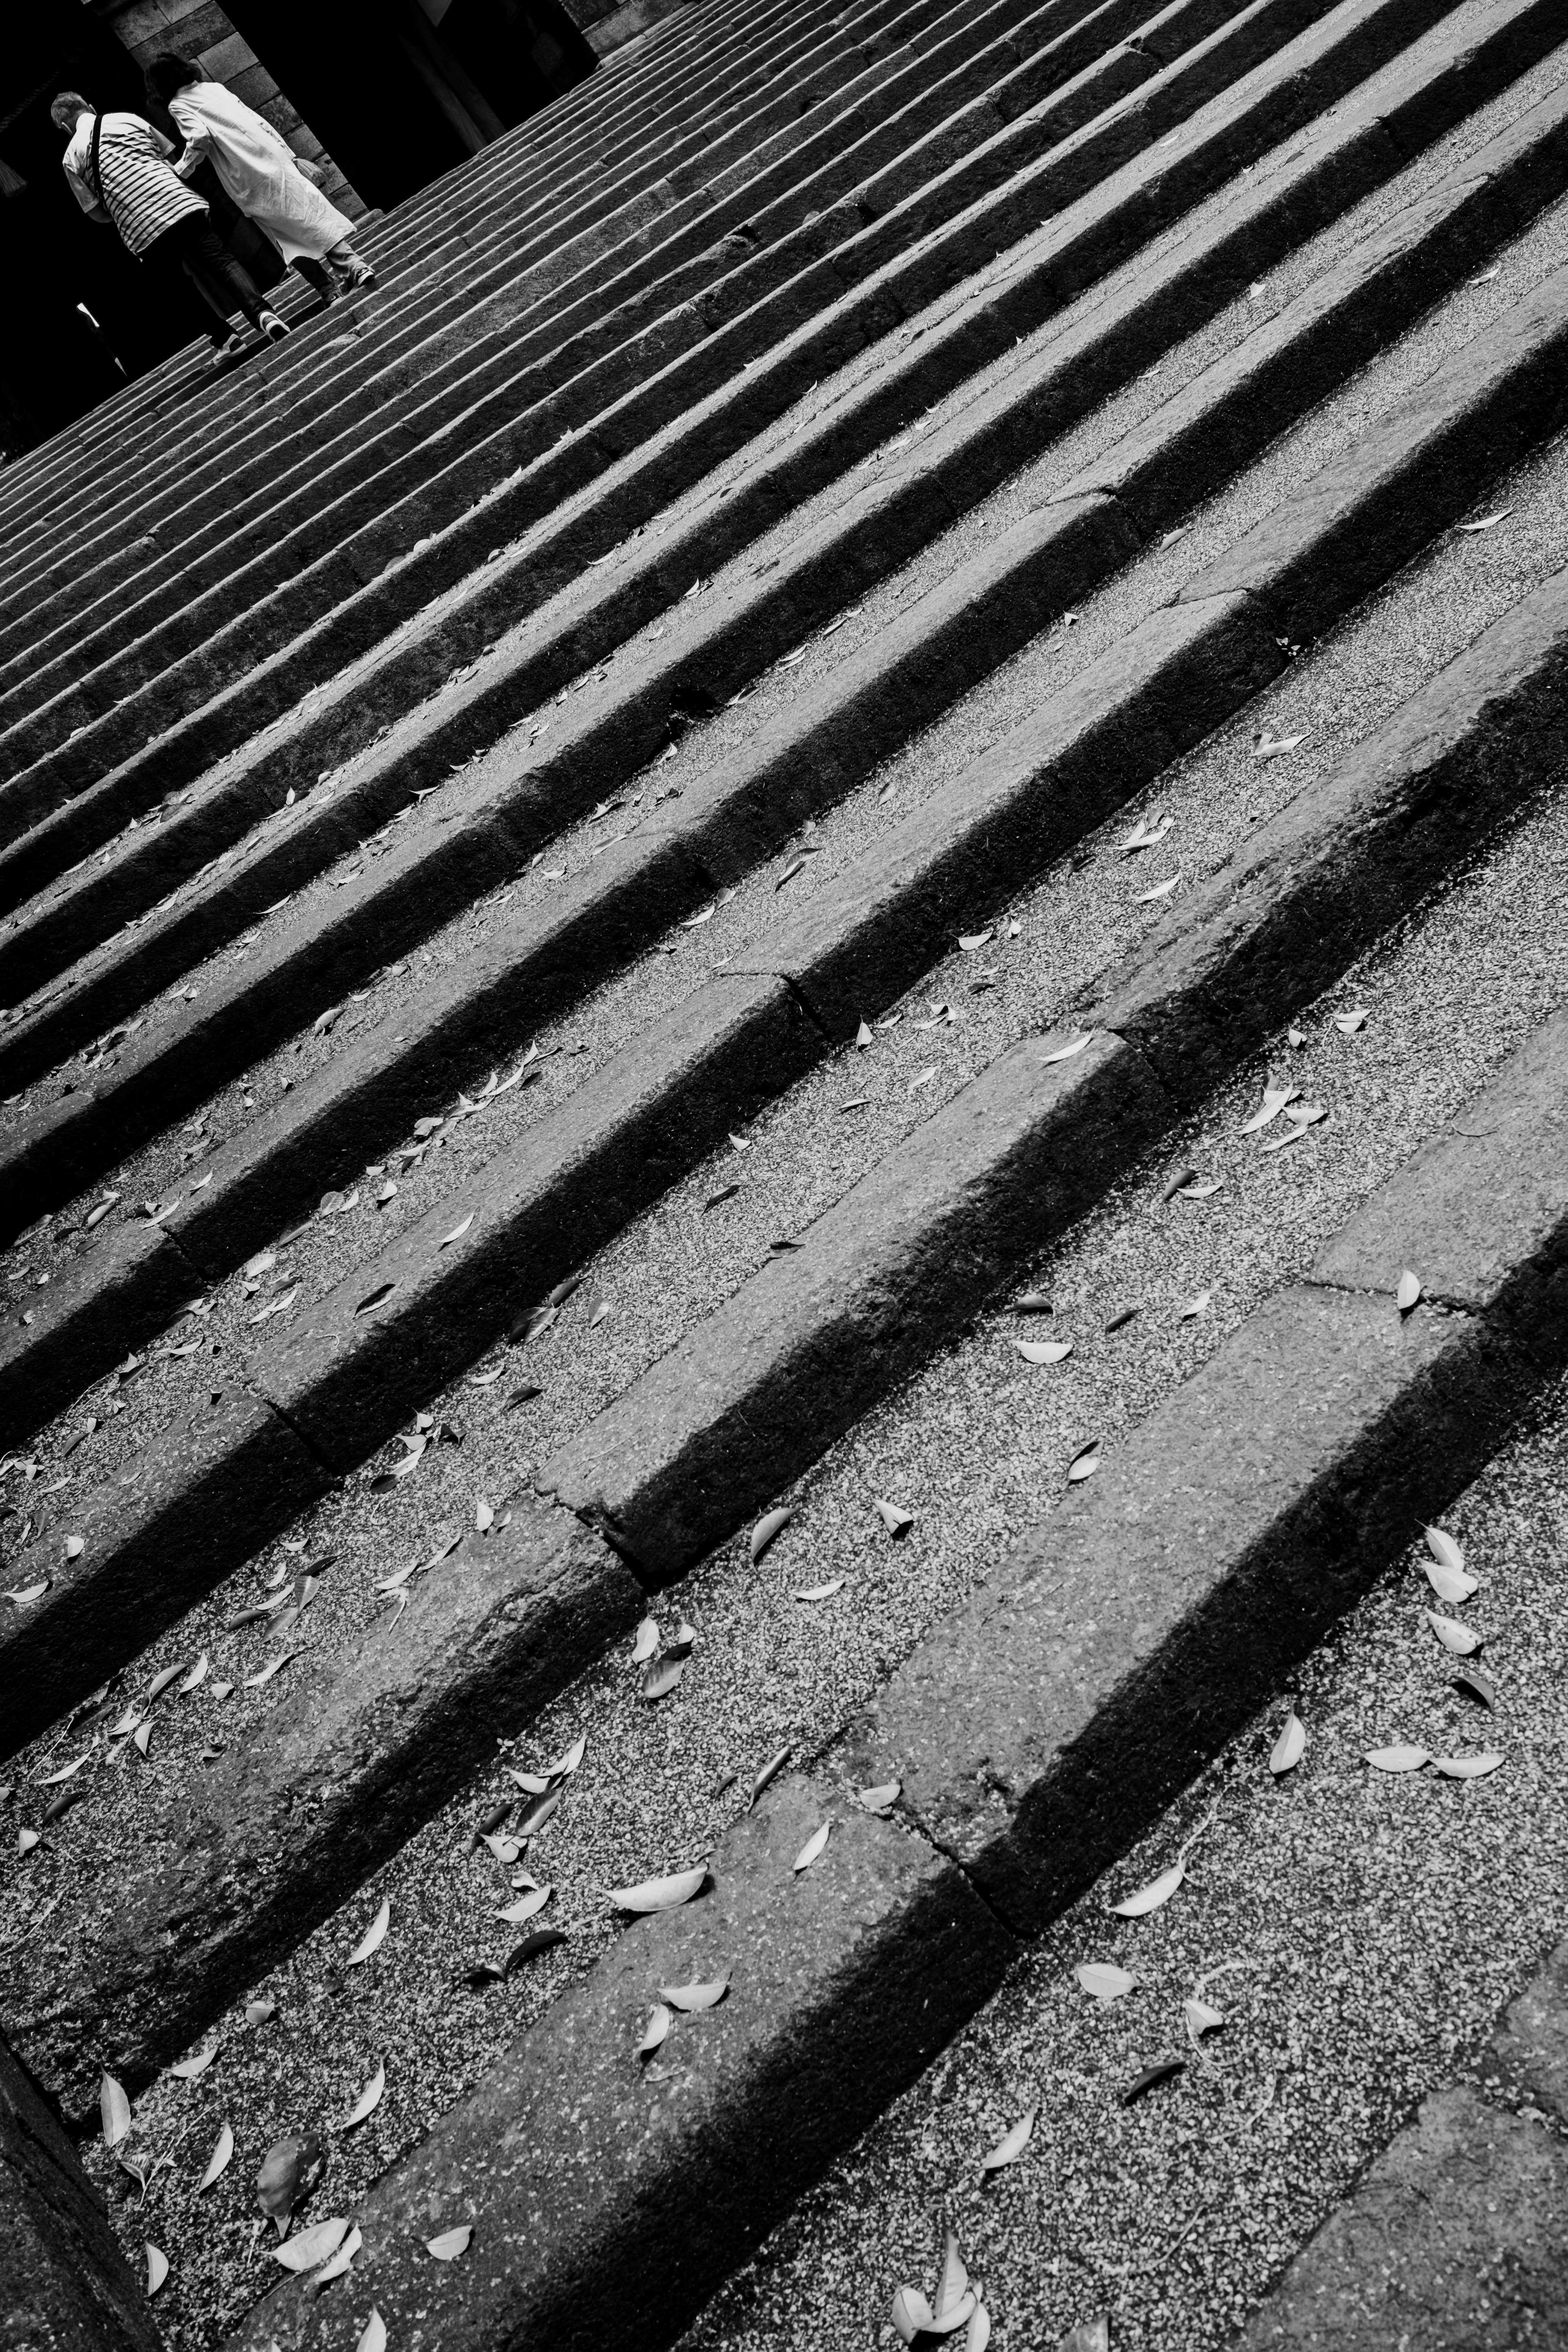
left=218, top=1007, right=1568, bottom=2352
left=0, top=0, right=1513, bottom=1082
left=11, top=64, right=1566, bottom=1430
left=0, top=0, right=1017, bottom=656
left=0, top=0, right=1234, bottom=820
left=0, top=0, right=1555, bottom=1274
left=8, top=277, right=1561, bottom=1754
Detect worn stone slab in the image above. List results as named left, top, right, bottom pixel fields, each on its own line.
left=2, top=1494, right=639, bottom=2124
left=0, top=1218, right=196, bottom=1453
left=1087, top=562, right=1568, bottom=1097
left=228, top=1774, right=1015, bottom=2352
left=540, top=1031, right=1172, bottom=1576
left=264, top=969, right=822, bottom=1469
left=1483, top=1936, right=1568, bottom=2126
left=2, top=0, right=1543, bottom=1108
left=1311, top=1006, right=1568, bottom=1351
left=0, top=2029, right=163, bottom=2352
left=0, top=0, right=1466, bottom=918
left=0, top=1386, right=327, bottom=1764
left=1232, top=2088, right=1568, bottom=2348
left=1182, top=262, right=1568, bottom=645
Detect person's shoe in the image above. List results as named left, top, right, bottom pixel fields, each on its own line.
left=258, top=309, right=291, bottom=342
left=341, top=261, right=377, bottom=292
left=209, top=330, right=245, bottom=367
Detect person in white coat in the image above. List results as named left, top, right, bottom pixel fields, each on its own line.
left=146, top=55, right=377, bottom=297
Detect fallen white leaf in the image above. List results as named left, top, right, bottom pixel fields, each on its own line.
left=981, top=2106, right=1036, bottom=2172
left=1270, top=1709, right=1307, bottom=1776
left=1426, top=1609, right=1481, bottom=1657
left=198, top=2121, right=234, bottom=2190
left=1076, top=1962, right=1135, bottom=2000
left=346, top=1898, right=390, bottom=1965
left=311, top=2223, right=362, bottom=2288
left=1396, top=1269, right=1422, bottom=1312
left=426, top=2225, right=472, bottom=2260
left=631, top=1616, right=660, bottom=1663
left=169, top=2046, right=218, bottom=2081
left=1042, top=1031, right=1093, bottom=1065
left=1184, top=1998, right=1225, bottom=2038
left=145, top=2244, right=168, bottom=2296
left=1016, top=1338, right=1073, bottom=1365
left=341, top=2063, right=384, bottom=2129
left=609, top=1866, right=706, bottom=1914
left=497, top=1884, right=552, bottom=1925
left=275, top=2218, right=350, bottom=2272
left=659, top=1976, right=729, bottom=2012
left=793, top=1821, right=831, bottom=1873
left=1365, top=1744, right=1429, bottom=1772
left=100, top=2073, right=131, bottom=2147
left=858, top=1781, right=900, bottom=1814
left=1455, top=507, right=1512, bottom=533
left=1423, top=1525, right=1477, bottom=1604
left=1067, top=1441, right=1100, bottom=1483
left=873, top=1497, right=914, bottom=1537
left=1178, top=1289, right=1212, bottom=1321
left=439, top=1212, right=475, bottom=1248
left=1430, top=1751, right=1503, bottom=1779
left=750, top=1507, right=793, bottom=1563
left=1111, top=1859, right=1184, bottom=1917
left=355, top=2310, right=386, bottom=2352
left=638, top=2003, right=672, bottom=2058
left=793, top=1579, right=844, bottom=1601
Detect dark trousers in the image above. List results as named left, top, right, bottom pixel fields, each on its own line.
left=143, top=213, right=267, bottom=347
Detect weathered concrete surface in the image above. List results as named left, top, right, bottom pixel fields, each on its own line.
left=0, top=2031, right=163, bottom=2352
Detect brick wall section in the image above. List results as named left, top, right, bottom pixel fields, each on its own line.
left=97, top=0, right=367, bottom=219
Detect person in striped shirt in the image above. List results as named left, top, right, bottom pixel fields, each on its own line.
left=52, top=92, right=290, bottom=365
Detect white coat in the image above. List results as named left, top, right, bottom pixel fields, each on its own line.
left=169, top=82, right=353, bottom=264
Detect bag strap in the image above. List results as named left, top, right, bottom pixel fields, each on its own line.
left=87, top=109, right=107, bottom=207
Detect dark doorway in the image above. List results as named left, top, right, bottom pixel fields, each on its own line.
left=0, top=0, right=227, bottom=459
left=220, top=0, right=596, bottom=214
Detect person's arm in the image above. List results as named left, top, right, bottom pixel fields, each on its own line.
left=166, top=96, right=215, bottom=179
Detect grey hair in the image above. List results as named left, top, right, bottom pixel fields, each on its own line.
left=51, top=91, right=92, bottom=132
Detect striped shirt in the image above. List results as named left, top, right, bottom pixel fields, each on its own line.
left=63, top=112, right=207, bottom=256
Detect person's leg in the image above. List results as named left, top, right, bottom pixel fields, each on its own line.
left=293, top=254, right=333, bottom=301
left=140, top=220, right=236, bottom=349
left=178, top=218, right=281, bottom=334
left=323, top=239, right=377, bottom=291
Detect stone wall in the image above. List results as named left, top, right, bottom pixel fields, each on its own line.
left=96, top=0, right=366, bottom=216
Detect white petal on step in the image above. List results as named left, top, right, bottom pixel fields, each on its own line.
left=1269, top=1710, right=1307, bottom=1776
left=1076, top=1962, right=1134, bottom=2000
left=1111, top=1859, right=1185, bottom=1918
left=355, top=2310, right=386, bottom=2352
left=1016, top=1339, right=1073, bottom=1365
left=749, top=1507, right=793, bottom=1563
left=275, top=2218, right=350, bottom=2273
left=1365, top=1745, right=1430, bottom=1773
left=1426, top=1610, right=1481, bottom=1657
left=100, top=2074, right=131, bottom=2147
left=340, top=2064, right=384, bottom=2130
left=145, top=2245, right=169, bottom=2296
left=346, top=1898, right=390, bottom=1965
left=981, top=2106, right=1036, bottom=2172
left=426, top=2226, right=472, bottom=2260
left=198, top=2121, right=234, bottom=2190
left=793, top=1821, right=831, bottom=1873
left=609, top=1867, right=705, bottom=1914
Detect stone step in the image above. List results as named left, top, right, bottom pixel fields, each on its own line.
left=0, top=0, right=1503, bottom=1099
left=180, top=1007, right=1564, bottom=2352
left=3, top=39, right=1562, bottom=1441
left=0, top=0, right=1246, bottom=813
left=0, top=0, right=1127, bottom=716
left=6, top=535, right=1564, bottom=2123
left=0, top=0, right=964, bottom=626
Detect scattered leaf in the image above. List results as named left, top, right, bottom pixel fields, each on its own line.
left=1120, top=813, right=1173, bottom=853
left=355, top=2311, right=386, bottom=2352
left=1431, top=1751, right=1503, bottom=1779
left=641, top=1655, right=685, bottom=1702
left=439, top=1213, right=475, bottom=1249
left=704, top=1183, right=741, bottom=1212
left=793, top=1579, right=844, bottom=1601
left=855, top=1020, right=874, bottom=1049
left=631, top=1617, right=660, bottom=1664
left=346, top=1898, right=390, bottom=1965
left=245, top=1997, right=276, bottom=2027
left=100, top=2073, right=131, bottom=2147
left=256, top=2132, right=325, bottom=2231
left=1253, top=732, right=1305, bottom=760
left=1424, top=1526, right=1477, bottom=1604
left=1364, top=1744, right=1429, bottom=1772
left=1426, top=1610, right=1481, bottom=1657
left=311, top=2223, right=362, bottom=2289
left=496, top=1884, right=552, bottom=1925
left=873, top=1497, right=914, bottom=1537
left=858, top=1781, right=900, bottom=1815
left=793, top=1821, right=831, bottom=1873
left=1455, top=1663, right=1499, bottom=1709
left=638, top=2004, right=672, bottom=2059
left=1076, top=1962, right=1134, bottom=2001
left=1332, top=1007, right=1369, bottom=1035
left=169, top=2046, right=218, bottom=2081
left=958, top=930, right=993, bottom=952
left=1174, top=1176, right=1223, bottom=1201
left=340, top=2063, right=384, bottom=2130
left=1269, top=1709, right=1307, bottom=1776
left=659, top=1976, right=729, bottom=2012
left=1455, top=508, right=1512, bottom=533
left=1134, top=874, right=1180, bottom=903
left=1067, top=1441, right=1100, bottom=1484
left=1123, top=2056, right=1185, bottom=2103
left=145, top=2244, right=168, bottom=2296
left=981, top=2106, right=1036, bottom=2172
left=892, top=2288, right=936, bottom=2345
left=1184, top=1998, right=1225, bottom=2039
left=275, top=2218, right=350, bottom=2273
left=749, top=1507, right=793, bottom=1563
left=199, top=2121, right=234, bottom=2190
left=1042, top=1031, right=1093, bottom=1065
left=64, top=1534, right=85, bottom=1560
left=1111, top=1860, right=1184, bottom=1918
left=1016, top=1338, right=1073, bottom=1365
left=609, top=1867, right=706, bottom=1914
left=1178, top=1289, right=1212, bottom=1321
left=427, top=2226, right=472, bottom=2261
left=1396, top=1269, right=1422, bottom=1313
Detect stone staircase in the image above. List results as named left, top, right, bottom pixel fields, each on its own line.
left=3, top=0, right=1567, bottom=2344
